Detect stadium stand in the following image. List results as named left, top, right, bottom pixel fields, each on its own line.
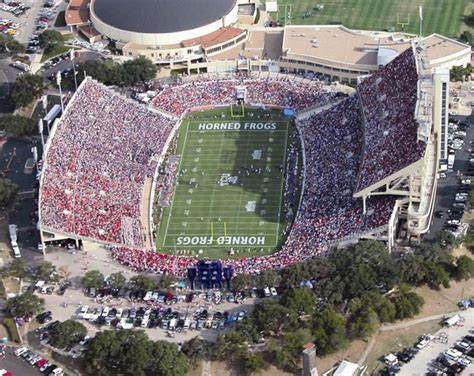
left=356, top=48, right=425, bottom=191
left=41, top=46, right=424, bottom=275
left=151, top=77, right=337, bottom=116
left=40, top=78, right=176, bottom=247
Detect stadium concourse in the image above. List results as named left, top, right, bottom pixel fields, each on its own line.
left=40, top=46, right=423, bottom=276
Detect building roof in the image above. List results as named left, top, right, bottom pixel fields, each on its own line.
left=183, top=27, right=244, bottom=48
left=422, top=34, right=471, bottom=62
left=66, top=7, right=90, bottom=26
left=92, top=0, right=237, bottom=34
left=281, top=25, right=470, bottom=70
left=68, top=0, right=88, bottom=8
left=79, top=25, right=101, bottom=38
left=333, top=361, right=359, bottom=376
left=282, top=25, right=410, bottom=69
left=209, top=30, right=283, bottom=60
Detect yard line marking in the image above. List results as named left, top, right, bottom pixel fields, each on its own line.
left=162, top=121, right=190, bottom=247
left=276, top=120, right=289, bottom=246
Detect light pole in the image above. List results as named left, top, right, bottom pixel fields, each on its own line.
left=56, top=71, right=64, bottom=113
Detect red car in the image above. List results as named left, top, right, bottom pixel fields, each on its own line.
left=36, top=358, right=48, bottom=367
left=38, top=17, right=49, bottom=22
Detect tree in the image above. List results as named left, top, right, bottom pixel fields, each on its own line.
left=215, top=332, right=247, bottom=362
left=398, top=254, right=426, bottom=285
left=0, top=34, right=24, bottom=55
left=49, top=320, right=87, bottom=349
left=256, top=269, right=281, bottom=289
left=434, top=230, right=457, bottom=249
left=148, top=340, right=189, bottom=376
left=455, top=255, right=474, bottom=280
left=390, top=284, right=424, bottom=320
left=465, top=11, right=474, bottom=27
left=122, top=56, right=158, bottom=85
left=232, top=273, right=254, bottom=291
left=158, top=274, right=176, bottom=289
left=107, top=272, right=126, bottom=289
left=181, top=337, right=210, bottom=363
left=243, top=351, right=265, bottom=375
left=85, top=329, right=188, bottom=376
left=280, top=287, right=315, bottom=315
left=252, top=301, right=297, bottom=334
left=460, top=30, right=473, bottom=45
left=10, top=74, right=44, bottom=108
left=8, top=259, right=27, bottom=280
left=35, top=261, right=56, bottom=282
left=311, top=307, right=347, bottom=355
left=348, top=299, right=378, bottom=339
left=7, top=292, right=44, bottom=317
left=81, top=270, right=104, bottom=289
left=0, top=178, right=17, bottom=208
left=271, top=329, right=312, bottom=372
left=130, top=274, right=156, bottom=291
left=329, top=240, right=399, bottom=300
left=0, top=114, right=36, bottom=137
left=38, top=30, right=63, bottom=53
left=423, top=261, right=450, bottom=289
left=360, top=291, right=395, bottom=323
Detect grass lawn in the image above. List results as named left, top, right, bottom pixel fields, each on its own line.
left=40, top=45, right=71, bottom=63
left=272, top=0, right=468, bottom=37
left=155, top=106, right=296, bottom=259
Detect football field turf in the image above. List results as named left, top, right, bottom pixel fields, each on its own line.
left=273, top=0, right=468, bottom=38
left=155, top=108, right=292, bottom=258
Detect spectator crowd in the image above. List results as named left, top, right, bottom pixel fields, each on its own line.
left=41, top=49, right=425, bottom=275
left=152, top=77, right=337, bottom=116
left=40, top=78, right=176, bottom=247
left=356, top=48, right=425, bottom=190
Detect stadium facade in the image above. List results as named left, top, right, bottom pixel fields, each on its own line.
left=66, top=0, right=470, bottom=83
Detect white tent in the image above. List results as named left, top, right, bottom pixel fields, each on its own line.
left=445, top=314, right=461, bottom=327
left=266, top=1, right=278, bottom=12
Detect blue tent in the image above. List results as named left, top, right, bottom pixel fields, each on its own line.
left=283, top=108, right=295, bottom=117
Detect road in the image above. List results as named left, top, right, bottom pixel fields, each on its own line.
left=380, top=311, right=464, bottom=332
left=426, top=85, right=474, bottom=240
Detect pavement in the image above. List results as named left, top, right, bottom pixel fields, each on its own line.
left=0, top=349, right=42, bottom=376
left=399, top=310, right=474, bottom=375
left=424, top=83, right=474, bottom=240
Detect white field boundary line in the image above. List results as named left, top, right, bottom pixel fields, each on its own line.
left=276, top=120, right=289, bottom=246
left=162, top=121, right=190, bottom=247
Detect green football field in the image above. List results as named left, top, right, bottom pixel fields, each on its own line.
left=155, top=107, right=292, bottom=258
left=272, top=0, right=468, bottom=37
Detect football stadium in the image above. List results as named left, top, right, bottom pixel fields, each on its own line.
left=38, top=32, right=453, bottom=276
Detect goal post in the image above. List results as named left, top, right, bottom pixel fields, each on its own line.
left=230, top=103, right=245, bottom=118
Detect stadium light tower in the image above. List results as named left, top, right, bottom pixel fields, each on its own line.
left=419, top=5, right=423, bottom=37
left=56, top=71, right=64, bottom=113
left=38, top=119, right=45, bottom=150
left=70, top=49, right=78, bottom=91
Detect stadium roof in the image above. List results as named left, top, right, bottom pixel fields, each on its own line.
left=92, top=0, right=237, bottom=34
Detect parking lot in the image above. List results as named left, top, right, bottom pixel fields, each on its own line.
left=399, top=310, right=474, bottom=375
left=0, top=0, right=55, bottom=45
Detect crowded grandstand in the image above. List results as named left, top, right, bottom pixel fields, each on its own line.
left=39, top=42, right=436, bottom=275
